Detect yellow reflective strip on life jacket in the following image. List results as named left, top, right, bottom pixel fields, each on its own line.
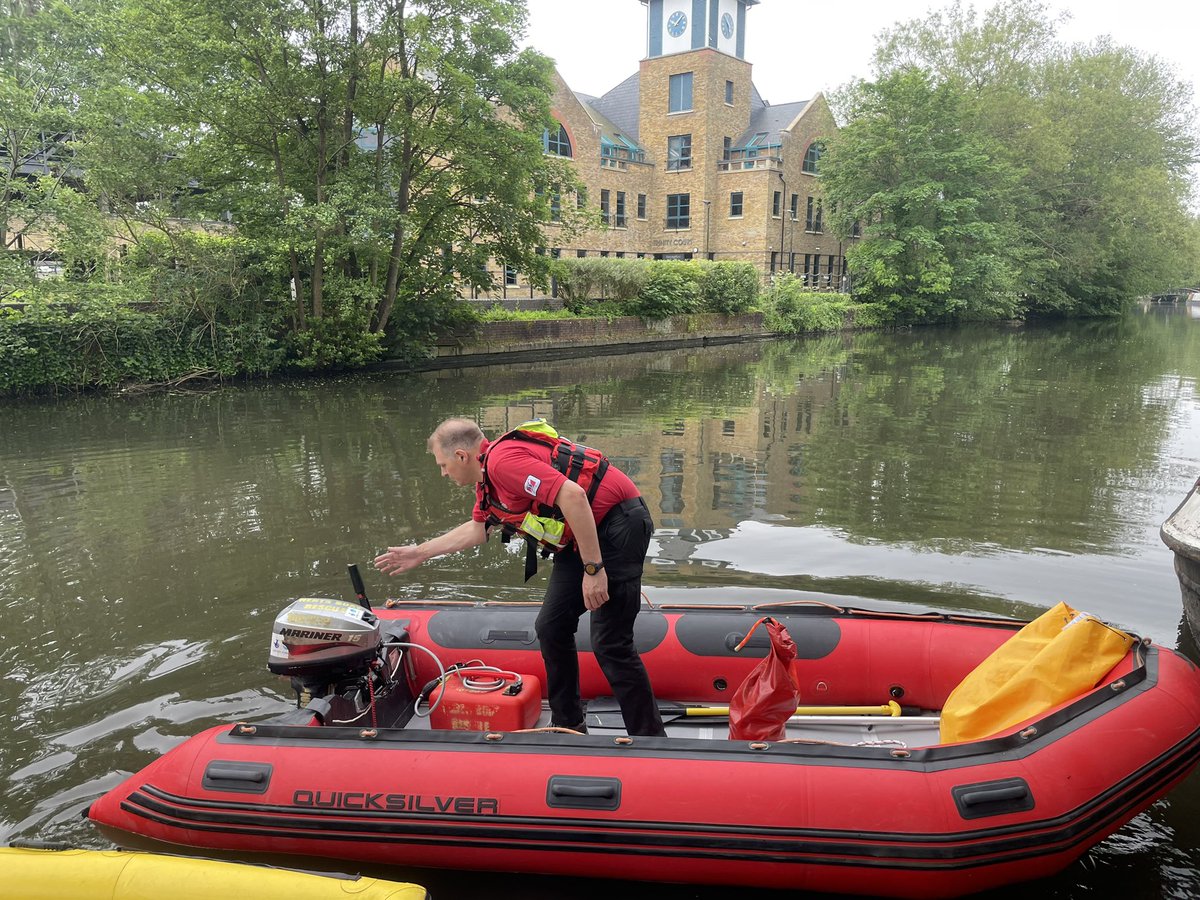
left=516, top=418, right=559, bottom=440
left=519, top=512, right=568, bottom=549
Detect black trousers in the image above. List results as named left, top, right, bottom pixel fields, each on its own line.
left=534, top=497, right=666, bottom=737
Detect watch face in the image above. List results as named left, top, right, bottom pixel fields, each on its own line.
left=667, top=11, right=687, bottom=38
left=721, top=12, right=734, bottom=39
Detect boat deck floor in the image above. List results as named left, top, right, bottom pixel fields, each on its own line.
left=401, top=699, right=943, bottom=748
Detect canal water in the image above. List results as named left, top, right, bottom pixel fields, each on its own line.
left=1, top=303, right=1198, bottom=898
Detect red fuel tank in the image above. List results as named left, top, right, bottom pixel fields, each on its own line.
left=429, top=671, right=542, bottom=732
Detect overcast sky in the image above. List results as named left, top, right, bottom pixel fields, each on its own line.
left=522, top=1, right=1200, bottom=107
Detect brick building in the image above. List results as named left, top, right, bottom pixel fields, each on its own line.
left=10, top=1, right=846, bottom=296
left=495, top=0, right=846, bottom=298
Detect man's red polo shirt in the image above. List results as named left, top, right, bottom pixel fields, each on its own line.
left=472, top=437, right=638, bottom=525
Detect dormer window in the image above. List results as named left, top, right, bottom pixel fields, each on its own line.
left=745, top=132, right=769, bottom=159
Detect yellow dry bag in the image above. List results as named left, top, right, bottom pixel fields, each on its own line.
left=939, top=602, right=1134, bottom=744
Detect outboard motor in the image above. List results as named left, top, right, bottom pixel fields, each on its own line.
left=269, top=597, right=381, bottom=687
left=268, top=597, right=413, bottom=727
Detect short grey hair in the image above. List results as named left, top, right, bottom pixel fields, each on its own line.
left=428, top=417, right=485, bottom=453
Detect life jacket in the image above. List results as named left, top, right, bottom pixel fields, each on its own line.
left=479, top=419, right=609, bottom=579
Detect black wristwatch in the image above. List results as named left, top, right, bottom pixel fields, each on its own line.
left=583, top=561, right=605, bottom=576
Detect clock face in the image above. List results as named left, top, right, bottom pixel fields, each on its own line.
left=721, top=12, right=734, bottom=39
left=667, top=11, right=687, bottom=38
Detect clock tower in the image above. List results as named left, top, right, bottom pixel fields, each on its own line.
left=643, top=0, right=758, bottom=60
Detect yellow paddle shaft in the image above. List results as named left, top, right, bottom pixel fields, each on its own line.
left=683, top=700, right=902, bottom=718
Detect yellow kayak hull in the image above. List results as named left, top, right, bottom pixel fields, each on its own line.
left=1, top=847, right=427, bottom=900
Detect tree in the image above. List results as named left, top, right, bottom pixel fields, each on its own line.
left=0, top=0, right=96, bottom=291
left=1030, top=42, right=1199, bottom=313
left=824, top=69, right=1023, bottom=322
left=826, top=0, right=1199, bottom=320
left=86, top=0, right=573, bottom=353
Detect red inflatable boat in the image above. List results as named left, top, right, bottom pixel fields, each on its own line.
left=88, top=596, right=1200, bottom=899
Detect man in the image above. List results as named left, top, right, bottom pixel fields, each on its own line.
left=375, top=417, right=666, bottom=737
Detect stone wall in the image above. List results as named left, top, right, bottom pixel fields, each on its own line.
left=426, top=312, right=770, bottom=368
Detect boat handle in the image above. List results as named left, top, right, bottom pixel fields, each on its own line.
left=960, top=785, right=1028, bottom=805
left=554, top=784, right=614, bottom=798
left=726, top=631, right=769, bottom=652
left=952, top=777, right=1034, bottom=819
left=546, top=776, right=621, bottom=810
left=203, top=761, right=274, bottom=794
left=483, top=628, right=535, bottom=644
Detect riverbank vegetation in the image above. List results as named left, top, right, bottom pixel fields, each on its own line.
left=553, top=259, right=760, bottom=319
left=3, top=0, right=573, bottom=388
left=2, top=0, right=1198, bottom=395
left=824, top=0, right=1200, bottom=320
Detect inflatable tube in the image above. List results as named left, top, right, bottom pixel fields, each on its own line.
left=1, top=846, right=426, bottom=900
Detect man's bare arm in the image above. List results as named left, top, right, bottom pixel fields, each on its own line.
left=554, top=480, right=609, bottom=610
left=374, top=520, right=488, bottom=576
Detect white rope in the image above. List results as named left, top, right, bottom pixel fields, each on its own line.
left=455, top=665, right=525, bottom=693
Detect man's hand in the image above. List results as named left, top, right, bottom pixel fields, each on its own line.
left=374, top=521, right=488, bottom=577
left=551, top=481, right=608, bottom=610
left=374, top=545, right=427, bottom=576
left=583, top=568, right=609, bottom=610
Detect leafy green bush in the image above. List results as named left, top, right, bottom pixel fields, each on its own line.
left=553, top=258, right=760, bottom=319
left=553, top=258, right=648, bottom=313
left=847, top=302, right=888, bottom=328
left=288, top=277, right=382, bottom=370
left=762, top=274, right=854, bottom=334
left=0, top=256, right=287, bottom=395
left=630, top=261, right=704, bottom=319
left=381, top=275, right=478, bottom=364
left=122, top=231, right=277, bottom=308
left=0, top=295, right=286, bottom=395
left=701, top=263, right=761, bottom=315
left=0, top=309, right=37, bottom=380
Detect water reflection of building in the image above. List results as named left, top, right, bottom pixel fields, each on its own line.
left=651, top=526, right=736, bottom=570
left=479, top=402, right=557, bottom=436
left=477, top=365, right=846, bottom=533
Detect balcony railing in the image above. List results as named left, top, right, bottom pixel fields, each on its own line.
left=717, top=154, right=783, bottom=173
left=600, top=147, right=647, bottom=170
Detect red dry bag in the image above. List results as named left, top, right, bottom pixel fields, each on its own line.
left=728, top=616, right=800, bottom=741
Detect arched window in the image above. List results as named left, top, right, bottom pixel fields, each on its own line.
left=803, top=142, right=824, bottom=174
left=543, top=122, right=572, bottom=158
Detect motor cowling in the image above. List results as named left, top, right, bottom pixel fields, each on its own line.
left=264, top=594, right=414, bottom=729
left=268, top=597, right=381, bottom=680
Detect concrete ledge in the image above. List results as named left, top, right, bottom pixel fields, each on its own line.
left=424, top=313, right=770, bottom=369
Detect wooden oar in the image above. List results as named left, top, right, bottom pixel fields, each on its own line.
left=587, top=699, right=909, bottom=728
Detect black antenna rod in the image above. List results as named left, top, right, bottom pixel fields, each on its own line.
left=347, top=563, right=372, bottom=610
